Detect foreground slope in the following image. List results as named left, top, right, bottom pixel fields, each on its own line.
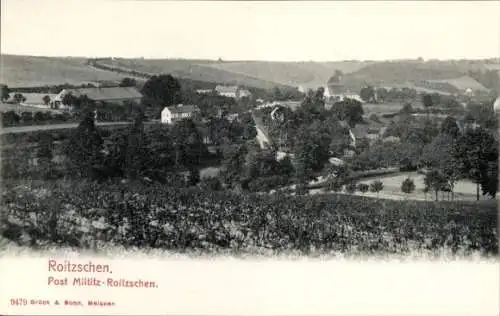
left=1, top=180, right=497, bottom=258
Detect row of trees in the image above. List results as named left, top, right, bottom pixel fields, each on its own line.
left=2, top=110, right=72, bottom=127
left=327, top=175, right=385, bottom=198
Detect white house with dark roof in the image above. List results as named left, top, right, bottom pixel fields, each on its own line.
left=161, top=104, right=200, bottom=124
left=493, top=97, right=500, bottom=114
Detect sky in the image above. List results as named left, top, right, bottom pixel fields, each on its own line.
left=1, top=0, right=499, bottom=61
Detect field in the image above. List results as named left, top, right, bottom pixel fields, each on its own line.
left=1, top=179, right=497, bottom=258
left=95, top=58, right=295, bottom=90
left=343, top=60, right=487, bottom=86
left=355, top=172, right=490, bottom=201
left=0, top=55, right=124, bottom=88
left=203, top=60, right=370, bottom=87
left=361, top=102, right=419, bottom=115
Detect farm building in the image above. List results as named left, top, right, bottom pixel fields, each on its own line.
left=215, top=85, right=252, bottom=100
left=51, top=86, right=143, bottom=107
left=196, top=89, right=213, bottom=95
left=161, top=104, right=200, bottom=124
left=419, top=76, right=489, bottom=96
left=257, top=101, right=301, bottom=112
left=81, top=80, right=122, bottom=88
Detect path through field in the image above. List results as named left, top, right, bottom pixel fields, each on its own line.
left=0, top=121, right=139, bottom=134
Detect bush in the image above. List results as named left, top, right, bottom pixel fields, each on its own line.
left=370, top=180, right=384, bottom=197
left=200, top=177, right=222, bottom=191
left=33, top=111, right=48, bottom=124
left=357, top=183, right=369, bottom=193
left=401, top=178, right=416, bottom=195
left=21, top=112, right=33, bottom=124
left=1, top=111, right=20, bottom=126
left=345, top=182, right=357, bottom=193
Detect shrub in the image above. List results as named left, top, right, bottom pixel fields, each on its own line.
left=21, top=112, right=33, bottom=124
left=1, top=111, right=20, bottom=126
left=370, top=180, right=384, bottom=197
left=345, top=182, right=357, bottom=193
left=357, top=183, right=369, bottom=193
left=401, top=177, right=416, bottom=195
left=200, top=177, right=222, bottom=191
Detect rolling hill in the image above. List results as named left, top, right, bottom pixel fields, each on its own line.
left=1, top=54, right=498, bottom=93
left=0, top=55, right=125, bottom=88
left=94, top=58, right=296, bottom=90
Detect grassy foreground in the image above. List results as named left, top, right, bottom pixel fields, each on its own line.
left=0, top=179, right=497, bottom=259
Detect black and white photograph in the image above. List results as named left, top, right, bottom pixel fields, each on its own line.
left=0, top=0, right=498, bottom=314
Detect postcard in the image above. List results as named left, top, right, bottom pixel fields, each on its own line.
left=0, top=0, right=498, bottom=315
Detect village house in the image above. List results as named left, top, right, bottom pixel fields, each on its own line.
left=322, top=79, right=365, bottom=103
left=494, top=97, right=500, bottom=114
left=161, top=104, right=200, bottom=124
left=215, top=85, right=252, bottom=100
left=51, top=86, right=143, bottom=108
left=196, top=89, right=213, bottom=95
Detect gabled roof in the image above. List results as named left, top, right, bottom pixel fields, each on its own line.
left=164, top=104, right=200, bottom=114
left=425, top=76, right=489, bottom=92
left=62, top=87, right=143, bottom=101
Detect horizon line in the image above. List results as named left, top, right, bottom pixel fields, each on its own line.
left=2, top=52, right=500, bottom=63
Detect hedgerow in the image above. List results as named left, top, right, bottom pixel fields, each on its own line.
left=1, top=180, right=497, bottom=257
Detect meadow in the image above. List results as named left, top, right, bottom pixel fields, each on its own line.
left=1, top=55, right=124, bottom=88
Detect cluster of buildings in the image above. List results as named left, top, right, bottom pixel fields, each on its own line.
left=297, top=73, right=491, bottom=104
left=196, top=85, right=252, bottom=100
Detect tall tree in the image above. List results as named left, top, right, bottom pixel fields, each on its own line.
left=422, top=94, right=433, bottom=109
left=332, top=98, right=364, bottom=127
left=424, top=169, right=448, bottom=201
left=1, top=85, right=10, bottom=102
left=65, top=110, right=104, bottom=178
left=123, top=110, right=149, bottom=179
left=369, top=180, right=384, bottom=198
left=401, top=177, right=416, bottom=197
left=141, top=74, right=182, bottom=107
left=421, top=133, right=461, bottom=199
left=360, top=86, right=375, bottom=103
left=36, top=132, right=54, bottom=179
left=13, top=93, right=26, bottom=104
left=293, top=127, right=317, bottom=194
left=42, top=95, right=51, bottom=105
left=453, top=127, right=498, bottom=200
left=441, top=116, right=460, bottom=138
